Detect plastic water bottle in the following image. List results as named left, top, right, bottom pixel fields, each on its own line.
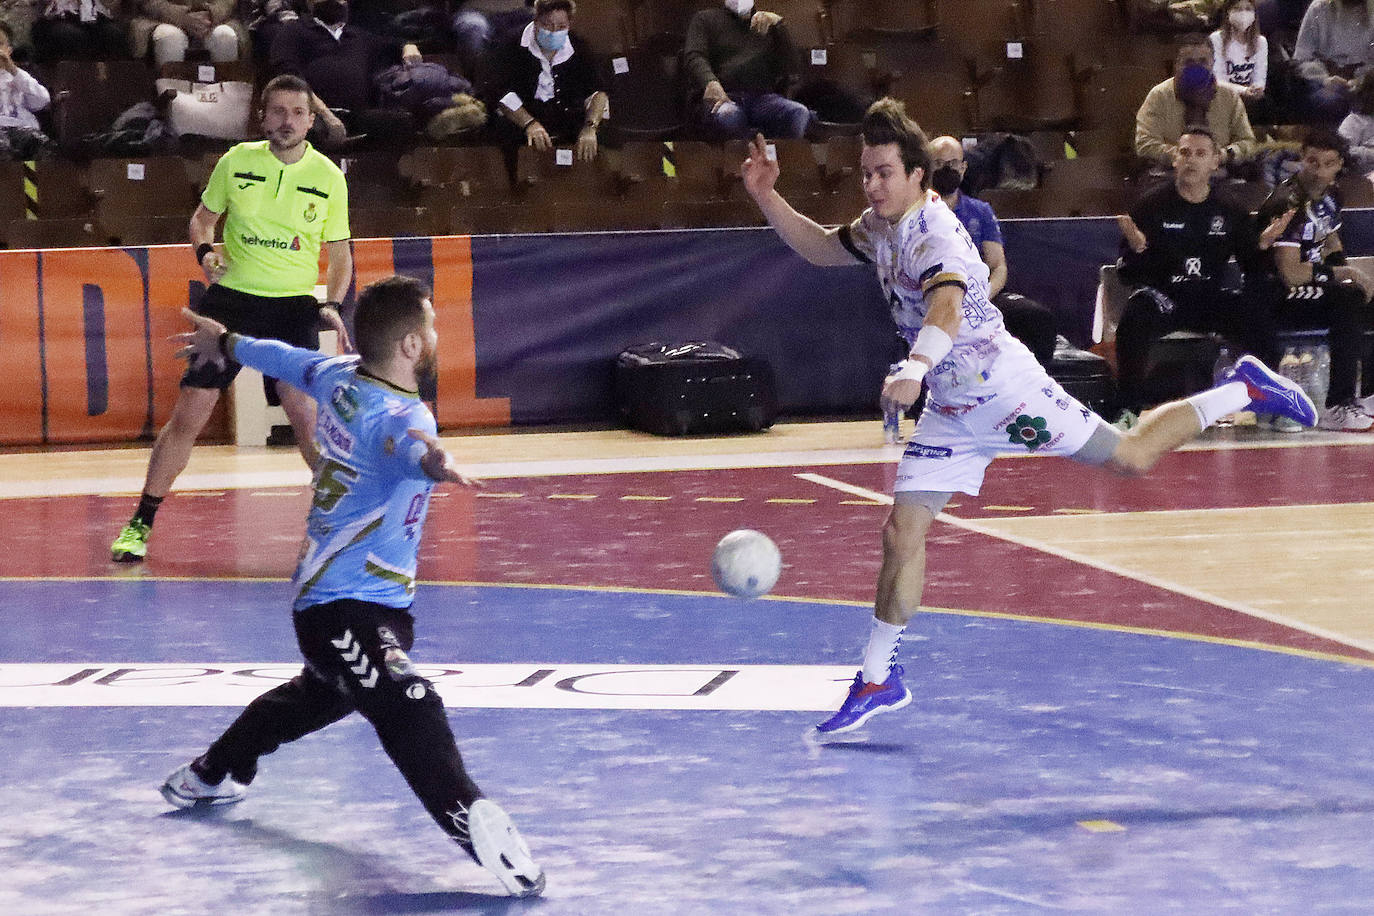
left=1212, top=344, right=1236, bottom=425
left=883, top=362, right=903, bottom=444
left=1296, top=346, right=1318, bottom=406
left=1278, top=347, right=1300, bottom=384
left=1313, top=343, right=1331, bottom=409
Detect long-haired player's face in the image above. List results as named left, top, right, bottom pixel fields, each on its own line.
left=860, top=142, right=924, bottom=222
left=261, top=90, right=315, bottom=152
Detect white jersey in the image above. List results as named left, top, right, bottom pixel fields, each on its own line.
left=839, top=190, right=1038, bottom=410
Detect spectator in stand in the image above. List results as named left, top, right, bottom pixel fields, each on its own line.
left=31, top=0, right=128, bottom=62
left=453, top=0, right=531, bottom=72
left=1338, top=71, right=1374, bottom=174
left=349, top=0, right=452, bottom=53
left=1290, top=0, right=1374, bottom=123
left=1257, top=127, right=1374, bottom=430
left=483, top=0, right=607, bottom=162
left=244, top=0, right=303, bottom=67
left=684, top=0, right=813, bottom=141
left=928, top=135, right=1058, bottom=366
left=0, top=22, right=53, bottom=158
left=1115, top=126, right=1286, bottom=427
left=0, top=1, right=38, bottom=62
left=270, top=0, right=423, bottom=141
left=1137, top=34, right=1258, bottom=169
left=1210, top=0, right=1271, bottom=123
left=130, top=0, right=246, bottom=67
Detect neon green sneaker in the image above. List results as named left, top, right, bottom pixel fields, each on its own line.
left=111, top=519, right=151, bottom=562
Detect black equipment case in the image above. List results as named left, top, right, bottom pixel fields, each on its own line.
left=614, top=341, right=778, bottom=436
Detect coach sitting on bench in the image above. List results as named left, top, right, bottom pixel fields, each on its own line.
left=1114, top=124, right=1285, bottom=427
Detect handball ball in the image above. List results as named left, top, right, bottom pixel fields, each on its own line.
left=711, top=529, right=782, bottom=598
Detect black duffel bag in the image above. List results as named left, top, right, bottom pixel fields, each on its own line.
left=614, top=341, right=778, bottom=436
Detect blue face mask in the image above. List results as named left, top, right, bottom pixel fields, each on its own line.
left=536, top=27, right=568, bottom=52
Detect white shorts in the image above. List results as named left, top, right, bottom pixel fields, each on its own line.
left=895, top=364, right=1106, bottom=496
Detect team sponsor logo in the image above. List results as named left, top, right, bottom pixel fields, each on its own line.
left=1055, top=397, right=1070, bottom=410
left=1184, top=256, right=1202, bottom=277
left=303, top=202, right=318, bottom=223
left=902, top=442, right=953, bottom=459
left=1162, top=221, right=1185, bottom=230
left=1209, top=215, right=1226, bottom=235
left=239, top=232, right=300, bottom=250
left=318, top=410, right=355, bottom=455
left=330, top=384, right=359, bottom=422
left=995, top=401, right=1030, bottom=428
left=1006, top=413, right=1053, bottom=450
left=917, top=210, right=929, bottom=234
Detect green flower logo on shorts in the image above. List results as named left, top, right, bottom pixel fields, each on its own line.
left=1006, top=414, right=1052, bottom=450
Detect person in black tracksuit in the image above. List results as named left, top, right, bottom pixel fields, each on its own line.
left=1115, top=125, right=1282, bottom=415
left=1256, top=127, right=1374, bottom=431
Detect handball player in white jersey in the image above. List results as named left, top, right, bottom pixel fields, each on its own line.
left=741, top=98, right=1318, bottom=736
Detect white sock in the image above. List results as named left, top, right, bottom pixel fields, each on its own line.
left=861, top=618, right=905, bottom=684
left=1187, top=380, right=1251, bottom=428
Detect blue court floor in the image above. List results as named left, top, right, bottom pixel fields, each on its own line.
left=5, top=579, right=1374, bottom=914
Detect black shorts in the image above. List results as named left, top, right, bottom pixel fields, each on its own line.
left=183, top=284, right=321, bottom=402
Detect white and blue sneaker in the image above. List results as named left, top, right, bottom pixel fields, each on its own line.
left=815, top=665, right=912, bottom=735
left=1223, top=355, right=1318, bottom=428
left=464, top=799, right=546, bottom=898
left=160, top=762, right=247, bottom=808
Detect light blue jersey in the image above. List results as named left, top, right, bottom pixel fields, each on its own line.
left=229, top=336, right=436, bottom=612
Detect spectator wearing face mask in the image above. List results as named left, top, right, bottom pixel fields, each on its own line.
left=1209, top=0, right=1271, bottom=122
left=684, top=0, right=814, bottom=140
left=269, top=0, right=422, bottom=142
left=1136, top=33, right=1257, bottom=168
left=928, top=134, right=1059, bottom=366
left=1291, top=0, right=1374, bottom=123
left=482, top=0, right=608, bottom=161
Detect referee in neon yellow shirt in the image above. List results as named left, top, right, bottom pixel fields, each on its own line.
left=112, top=74, right=353, bottom=562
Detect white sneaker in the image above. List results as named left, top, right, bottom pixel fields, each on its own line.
left=160, top=762, right=247, bottom=808
left=1317, top=403, right=1374, bottom=432
left=1357, top=393, right=1374, bottom=417
left=1264, top=414, right=1306, bottom=434
left=466, top=799, right=545, bottom=897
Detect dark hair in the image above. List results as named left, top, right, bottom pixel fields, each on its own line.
left=861, top=97, right=933, bottom=186
left=1176, top=32, right=1212, bottom=58
left=0, top=21, right=13, bottom=43
left=1353, top=72, right=1374, bottom=116
left=1302, top=126, right=1346, bottom=158
left=1179, top=123, right=1218, bottom=148
left=533, top=0, right=574, bottom=17
left=354, top=275, right=432, bottom=364
left=260, top=74, right=314, bottom=107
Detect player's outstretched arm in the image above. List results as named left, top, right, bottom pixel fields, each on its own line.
left=174, top=308, right=324, bottom=395
left=407, top=428, right=482, bottom=487
left=741, top=133, right=857, bottom=267
left=173, top=308, right=230, bottom=369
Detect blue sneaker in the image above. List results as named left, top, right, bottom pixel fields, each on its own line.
left=815, top=665, right=912, bottom=735
left=1224, top=355, right=1318, bottom=427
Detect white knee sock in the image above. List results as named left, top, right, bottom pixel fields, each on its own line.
left=861, top=618, right=905, bottom=684
left=1187, top=380, right=1251, bottom=428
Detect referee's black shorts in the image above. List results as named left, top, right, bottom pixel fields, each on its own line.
left=184, top=284, right=321, bottom=403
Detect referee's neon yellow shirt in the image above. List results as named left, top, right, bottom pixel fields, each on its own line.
left=202, top=140, right=350, bottom=298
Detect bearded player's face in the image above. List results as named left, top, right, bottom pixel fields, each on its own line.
left=860, top=142, right=924, bottom=223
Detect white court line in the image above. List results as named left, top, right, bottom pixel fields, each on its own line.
left=795, top=473, right=1374, bottom=657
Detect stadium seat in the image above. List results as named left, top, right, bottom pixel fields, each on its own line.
left=4, top=217, right=106, bottom=249
left=30, top=159, right=95, bottom=219
left=399, top=145, right=510, bottom=206
left=85, top=157, right=199, bottom=246
left=1035, top=155, right=1133, bottom=216
left=46, top=60, right=158, bottom=153
left=157, top=60, right=256, bottom=86
left=966, top=40, right=1088, bottom=133
left=605, top=41, right=686, bottom=142
left=819, top=0, right=938, bottom=43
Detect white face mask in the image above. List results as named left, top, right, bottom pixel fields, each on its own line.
left=1229, top=9, right=1255, bottom=29
left=725, top=0, right=754, bottom=17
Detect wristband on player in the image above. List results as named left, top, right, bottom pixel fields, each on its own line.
left=909, top=323, right=954, bottom=368
left=217, top=330, right=238, bottom=361
left=888, top=358, right=927, bottom=386
left=1312, top=264, right=1335, bottom=284
left=321, top=300, right=342, bottom=314
left=195, top=242, right=214, bottom=264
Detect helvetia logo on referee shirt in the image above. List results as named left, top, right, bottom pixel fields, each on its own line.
left=239, top=233, right=303, bottom=250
